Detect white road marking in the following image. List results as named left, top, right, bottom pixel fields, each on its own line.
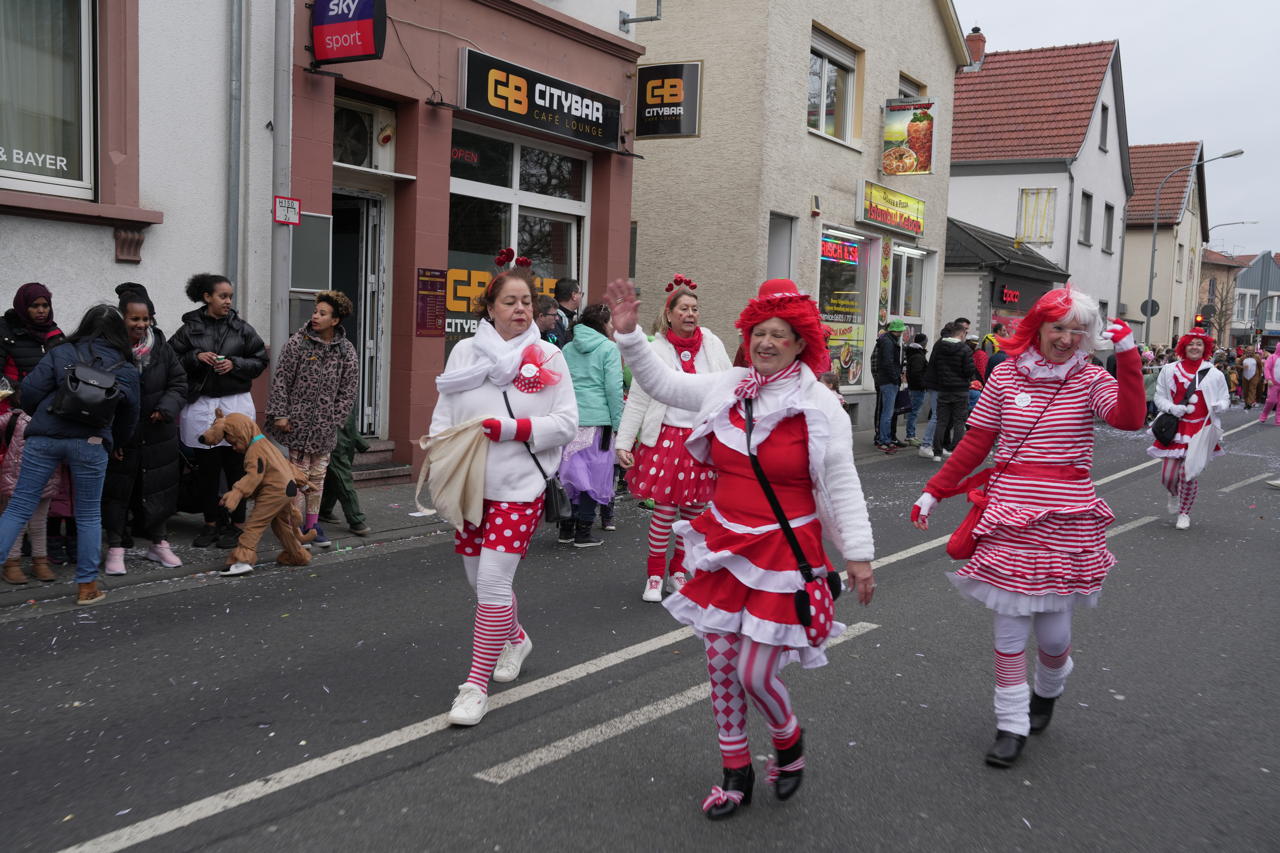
left=871, top=535, right=951, bottom=569
left=1218, top=473, right=1273, bottom=493
left=1106, top=516, right=1157, bottom=537
left=56, top=627, right=695, bottom=853
left=474, top=622, right=881, bottom=785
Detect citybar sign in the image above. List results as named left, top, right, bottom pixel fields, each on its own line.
left=310, top=0, right=386, bottom=65
left=857, top=181, right=925, bottom=237
left=635, top=62, right=702, bottom=138
left=460, top=49, right=621, bottom=151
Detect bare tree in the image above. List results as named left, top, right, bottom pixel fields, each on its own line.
left=1204, top=275, right=1237, bottom=344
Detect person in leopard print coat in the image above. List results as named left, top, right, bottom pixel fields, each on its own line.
left=265, top=291, right=359, bottom=545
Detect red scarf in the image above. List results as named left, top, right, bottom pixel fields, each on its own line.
left=665, top=328, right=703, bottom=374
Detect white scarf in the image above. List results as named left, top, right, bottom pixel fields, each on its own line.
left=435, top=319, right=542, bottom=394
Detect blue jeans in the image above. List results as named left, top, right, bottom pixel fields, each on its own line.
left=906, top=390, right=926, bottom=438
left=968, top=388, right=981, bottom=411
left=0, top=436, right=108, bottom=582
left=877, top=384, right=898, bottom=444
left=922, top=390, right=938, bottom=447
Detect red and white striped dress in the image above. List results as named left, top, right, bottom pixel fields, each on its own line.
left=953, top=350, right=1121, bottom=615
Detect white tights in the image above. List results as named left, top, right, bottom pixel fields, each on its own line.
left=992, top=610, right=1075, bottom=735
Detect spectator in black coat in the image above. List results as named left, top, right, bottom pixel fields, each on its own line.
left=904, top=333, right=929, bottom=445
left=873, top=319, right=905, bottom=449
left=924, top=323, right=975, bottom=461
left=100, top=284, right=189, bottom=575
left=550, top=278, right=581, bottom=347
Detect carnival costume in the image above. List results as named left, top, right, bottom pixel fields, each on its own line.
left=1258, top=346, right=1280, bottom=424
left=912, top=290, right=1145, bottom=768
left=615, top=279, right=874, bottom=818
left=1147, top=328, right=1228, bottom=528
left=430, top=261, right=578, bottom=727
left=617, top=278, right=732, bottom=600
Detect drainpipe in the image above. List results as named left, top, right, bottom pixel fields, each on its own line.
left=1112, top=209, right=1127, bottom=322
left=270, top=0, right=293, bottom=367
left=1063, top=161, right=1075, bottom=282
left=225, top=0, right=243, bottom=301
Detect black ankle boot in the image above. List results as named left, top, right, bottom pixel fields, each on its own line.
left=704, top=764, right=754, bottom=820
left=1029, top=693, right=1057, bottom=734
left=771, top=731, right=805, bottom=801
left=573, top=521, right=602, bottom=548
left=984, top=729, right=1027, bottom=768
left=557, top=519, right=575, bottom=544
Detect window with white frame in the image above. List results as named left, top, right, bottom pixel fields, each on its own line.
left=1236, top=292, right=1258, bottom=323
left=1078, top=191, right=1093, bottom=244
left=889, top=247, right=925, bottom=319
left=0, top=0, right=94, bottom=199
left=1102, top=203, right=1115, bottom=252
left=808, top=29, right=859, bottom=142
left=1017, top=188, right=1055, bottom=244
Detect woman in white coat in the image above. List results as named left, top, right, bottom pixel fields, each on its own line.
left=1147, top=327, right=1228, bottom=529
left=616, top=277, right=732, bottom=602
left=430, top=259, right=577, bottom=726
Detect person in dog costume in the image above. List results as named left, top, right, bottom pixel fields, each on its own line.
left=198, top=410, right=314, bottom=576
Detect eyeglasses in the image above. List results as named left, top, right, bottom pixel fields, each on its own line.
left=1047, top=324, right=1089, bottom=337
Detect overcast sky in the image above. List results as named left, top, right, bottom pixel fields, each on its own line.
left=952, top=0, right=1278, bottom=256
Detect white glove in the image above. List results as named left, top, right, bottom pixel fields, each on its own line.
left=1166, top=403, right=1190, bottom=417
left=913, top=492, right=938, bottom=519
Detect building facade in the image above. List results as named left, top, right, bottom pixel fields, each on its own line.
left=1232, top=252, right=1280, bottom=348
left=947, top=32, right=1133, bottom=323
left=1198, top=249, right=1249, bottom=346
left=629, top=0, right=969, bottom=427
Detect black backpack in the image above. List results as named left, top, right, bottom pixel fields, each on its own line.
left=47, top=345, right=128, bottom=428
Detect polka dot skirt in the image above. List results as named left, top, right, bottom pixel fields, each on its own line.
left=625, top=423, right=716, bottom=505
left=454, top=496, right=546, bottom=557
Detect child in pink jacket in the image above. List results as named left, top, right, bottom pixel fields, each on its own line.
left=0, top=410, right=61, bottom=584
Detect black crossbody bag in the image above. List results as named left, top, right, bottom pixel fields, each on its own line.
left=502, top=391, right=573, bottom=523
left=1151, top=367, right=1207, bottom=445
left=743, top=398, right=841, bottom=646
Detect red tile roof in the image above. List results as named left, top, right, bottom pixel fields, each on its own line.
left=1201, top=249, right=1251, bottom=267
left=952, top=41, right=1116, bottom=162
left=1125, top=142, right=1202, bottom=226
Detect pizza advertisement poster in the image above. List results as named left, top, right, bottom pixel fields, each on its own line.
left=881, top=98, right=935, bottom=176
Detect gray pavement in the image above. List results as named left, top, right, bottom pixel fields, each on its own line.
left=1, top=407, right=1277, bottom=851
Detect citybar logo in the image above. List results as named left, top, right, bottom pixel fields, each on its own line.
left=487, top=69, right=529, bottom=115
left=645, top=78, right=684, bottom=105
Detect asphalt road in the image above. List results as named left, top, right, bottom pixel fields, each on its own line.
left=1, top=407, right=1276, bottom=852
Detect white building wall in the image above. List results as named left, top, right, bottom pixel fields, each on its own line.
left=0, top=2, right=277, bottom=335
left=539, top=0, right=637, bottom=39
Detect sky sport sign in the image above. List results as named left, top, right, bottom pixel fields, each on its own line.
left=460, top=49, right=621, bottom=151
left=310, top=0, right=386, bottom=65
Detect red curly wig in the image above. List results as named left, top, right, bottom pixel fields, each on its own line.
left=1174, top=327, right=1215, bottom=359
left=996, top=286, right=1104, bottom=357
left=734, top=279, right=832, bottom=374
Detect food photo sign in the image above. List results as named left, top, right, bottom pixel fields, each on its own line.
left=880, top=98, right=934, bottom=176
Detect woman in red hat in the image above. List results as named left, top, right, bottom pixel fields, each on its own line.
left=615, top=276, right=732, bottom=602
left=606, top=277, right=875, bottom=820
left=910, top=288, right=1146, bottom=768
left=1147, top=327, right=1228, bottom=530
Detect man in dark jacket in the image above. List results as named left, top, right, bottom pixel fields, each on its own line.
left=872, top=319, right=906, bottom=450
left=904, top=333, right=928, bottom=445
left=550, top=278, right=581, bottom=348
left=923, top=323, right=975, bottom=461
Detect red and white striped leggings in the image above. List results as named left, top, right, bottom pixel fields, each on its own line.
left=703, top=633, right=800, bottom=768
left=1160, top=458, right=1198, bottom=514
left=645, top=503, right=704, bottom=577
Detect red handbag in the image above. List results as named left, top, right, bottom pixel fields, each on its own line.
left=946, top=488, right=989, bottom=560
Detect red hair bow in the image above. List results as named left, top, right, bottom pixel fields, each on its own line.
left=494, top=247, right=515, bottom=266
left=665, top=273, right=697, bottom=293
left=512, top=344, right=561, bottom=393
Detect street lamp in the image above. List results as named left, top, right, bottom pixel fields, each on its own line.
left=1144, top=149, right=1245, bottom=346
left=1208, top=220, right=1258, bottom=233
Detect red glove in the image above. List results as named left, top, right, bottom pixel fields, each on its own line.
left=480, top=418, right=533, bottom=442
left=923, top=427, right=998, bottom=500
left=1103, top=347, right=1145, bottom=430
left=1105, top=318, right=1136, bottom=352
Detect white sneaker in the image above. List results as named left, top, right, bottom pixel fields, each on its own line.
left=932, top=455, right=943, bottom=463
left=448, top=683, right=489, bottom=726
left=1167, top=495, right=1180, bottom=514
left=941, top=449, right=953, bottom=458
left=219, top=562, right=254, bottom=577
left=1175, top=514, right=1191, bottom=530
left=104, top=546, right=127, bottom=576
left=493, top=635, right=532, bottom=683
left=642, top=576, right=663, bottom=602
left=917, top=446, right=934, bottom=459
left=666, top=572, right=687, bottom=594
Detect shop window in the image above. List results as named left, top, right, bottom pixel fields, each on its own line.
left=0, top=0, right=93, bottom=200
left=1016, top=188, right=1055, bottom=244
left=1102, top=203, right=1115, bottom=253
left=808, top=29, right=859, bottom=142
left=1078, top=191, right=1093, bottom=245
left=450, top=129, right=514, bottom=188
left=817, top=227, right=867, bottom=386
left=889, top=248, right=925, bottom=318
left=519, top=145, right=585, bottom=201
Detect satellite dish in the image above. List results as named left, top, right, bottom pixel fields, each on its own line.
left=333, top=108, right=371, bottom=167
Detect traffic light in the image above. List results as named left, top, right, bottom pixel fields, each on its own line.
left=1194, top=313, right=1204, bottom=326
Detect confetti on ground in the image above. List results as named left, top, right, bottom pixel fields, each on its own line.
left=409, top=511, right=435, bottom=517
left=1022, top=818, right=1032, bottom=829
left=323, top=685, right=330, bottom=694
left=116, top=809, right=131, bottom=816
left=62, top=815, right=74, bottom=822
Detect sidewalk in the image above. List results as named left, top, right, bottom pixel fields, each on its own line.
left=0, top=422, right=902, bottom=608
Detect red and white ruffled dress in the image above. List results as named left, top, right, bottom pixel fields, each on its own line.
left=952, top=350, right=1122, bottom=616
left=662, top=406, right=843, bottom=668
left=1146, top=360, right=1226, bottom=460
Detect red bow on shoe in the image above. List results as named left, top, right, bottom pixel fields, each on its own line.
left=512, top=344, right=561, bottom=394
left=765, top=756, right=806, bottom=784
left=701, top=786, right=745, bottom=812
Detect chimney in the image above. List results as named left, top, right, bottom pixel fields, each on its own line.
left=965, top=27, right=986, bottom=68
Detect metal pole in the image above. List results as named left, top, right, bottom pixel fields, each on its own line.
left=1143, top=168, right=1179, bottom=348
left=224, top=0, right=243, bottom=299
left=270, top=0, right=293, bottom=368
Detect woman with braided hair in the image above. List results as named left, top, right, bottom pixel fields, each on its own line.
left=608, top=276, right=875, bottom=820
left=615, top=276, right=731, bottom=602
left=910, top=288, right=1146, bottom=768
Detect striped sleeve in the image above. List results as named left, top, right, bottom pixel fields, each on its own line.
left=965, top=363, right=1008, bottom=433
left=1087, top=366, right=1120, bottom=420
